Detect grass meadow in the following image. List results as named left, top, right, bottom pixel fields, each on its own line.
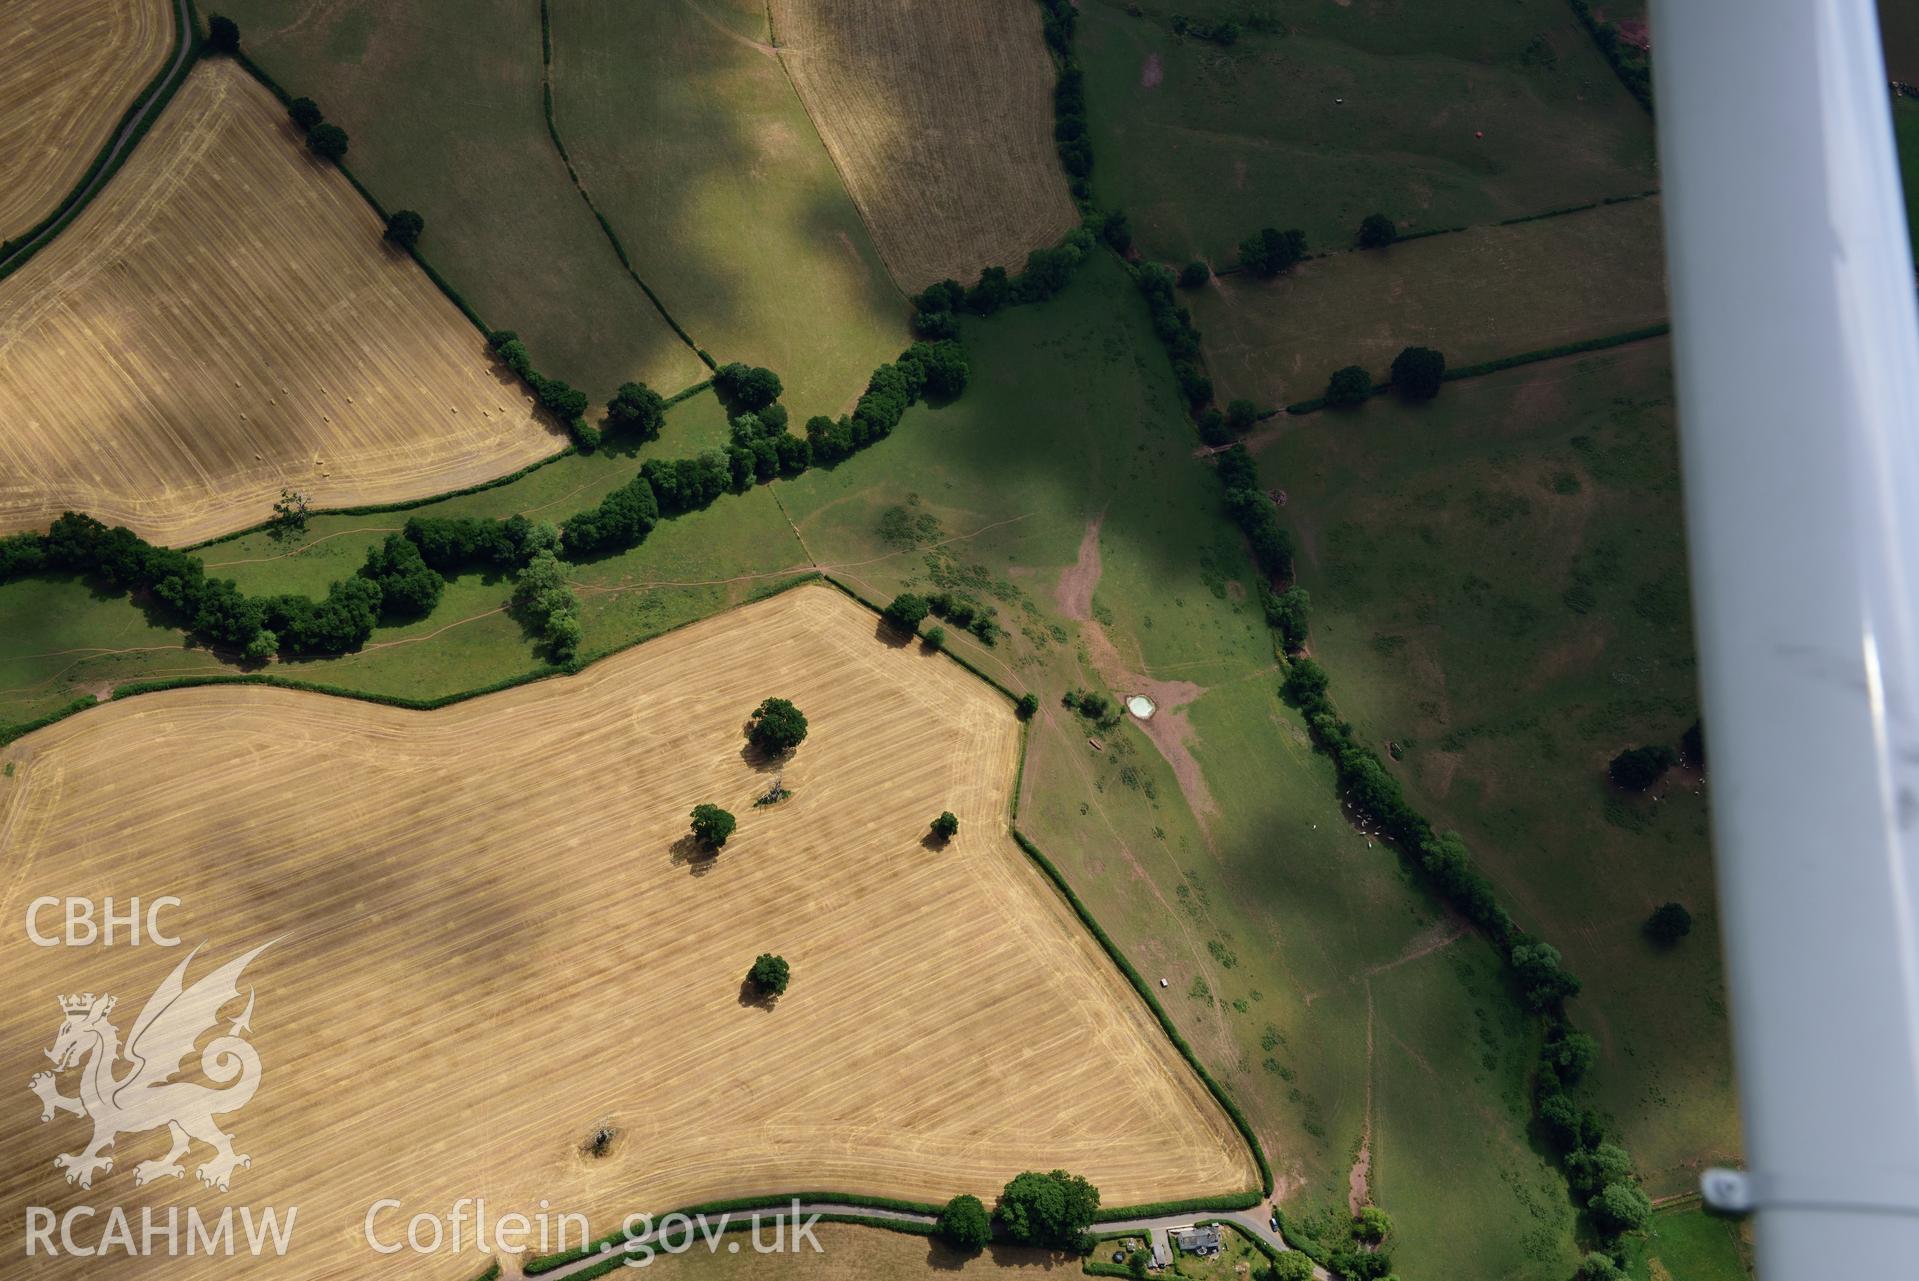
left=777, top=256, right=1579, bottom=1279
left=1253, top=340, right=1741, bottom=1201
left=1191, top=197, right=1667, bottom=410
left=212, top=0, right=708, bottom=402
left=547, top=0, right=909, bottom=416
left=1623, top=1204, right=1751, bottom=1281
left=1080, top=0, right=1656, bottom=264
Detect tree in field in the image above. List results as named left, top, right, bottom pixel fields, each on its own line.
left=205, top=14, right=240, bottom=53
left=1510, top=940, right=1581, bottom=1011
left=306, top=123, right=349, bottom=162
left=1609, top=744, right=1676, bottom=791
left=883, top=592, right=930, bottom=635
left=747, top=697, right=808, bottom=755
left=241, top=630, right=278, bottom=665
left=1179, top=260, right=1210, bottom=287
left=1577, top=1254, right=1627, bottom=1281
left=288, top=97, right=323, bottom=131
left=1644, top=901, right=1693, bottom=945
left=1588, top=1181, right=1652, bottom=1235
left=1016, top=693, right=1039, bottom=720
left=1327, top=1244, right=1392, bottom=1280
left=931, top=811, right=959, bottom=841
left=1281, top=658, right=1329, bottom=706
left=747, top=952, right=789, bottom=997
left=1226, top=398, right=1259, bottom=433
left=269, top=487, right=310, bottom=540
left=1127, top=1250, right=1149, bottom=1279
left=359, top=532, right=443, bottom=618
left=1265, top=1252, right=1314, bottom=1281
left=605, top=381, right=666, bottom=441
left=1357, top=213, right=1397, bottom=248
left=1267, top=585, right=1310, bottom=651
left=992, top=1170, right=1099, bottom=1250
left=690, top=804, right=737, bottom=850
left=935, top=1194, right=992, bottom=1251
left=1565, top=1142, right=1636, bottom=1197
left=1237, top=226, right=1307, bottom=277
left=714, top=362, right=783, bottom=411
left=383, top=209, right=424, bottom=250
left=924, top=624, right=946, bottom=650
left=1351, top=1205, right=1393, bottom=1244
left=1542, top=1027, right=1599, bottom=1082
left=1326, top=364, right=1373, bottom=406
left=1389, top=345, right=1446, bottom=400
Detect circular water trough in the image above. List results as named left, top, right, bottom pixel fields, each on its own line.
left=1126, top=694, right=1157, bottom=720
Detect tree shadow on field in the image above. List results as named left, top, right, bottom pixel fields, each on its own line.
left=873, top=618, right=913, bottom=649
left=736, top=978, right=779, bottom=1012
left=737, top=731, right=789, bottom=774
left=669, top=832, right=720, bottom=877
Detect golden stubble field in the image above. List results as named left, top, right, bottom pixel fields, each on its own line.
left=0, top=0, right=175, bottom=242
left=0, top=585, right=1255, bottom=1280
left=0, top=59, right=561, bottom=547
left=769, top=0, right=1079, bottom=290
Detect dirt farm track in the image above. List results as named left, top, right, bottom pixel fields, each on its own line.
left=0, top=59, right=560, bottom=547
left=0, top=585, right=1254, bottom=1279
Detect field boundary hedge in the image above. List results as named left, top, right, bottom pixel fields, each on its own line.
left=1282, top=323, right=1670, bottom=415
left=180, top=376, right=713, bottom=551
left=0, top=573, right=820, bottom=747
left=536, top=0, right=714, bottom=368
left=1010, top=830, right=1274, bottom=1201
left=0, top=0, right=197, bottom=284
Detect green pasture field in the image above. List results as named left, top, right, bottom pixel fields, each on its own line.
left=547, top=0, right=908, bottom=416
left=1191, top=197, right=1667, bottom=409
left=212, top=0, right=707, bottom=401
left=0, top=390, right=805, bottom=724
left=1253, top=339, right=1740, bottom=1199
left=1079, top=0, right=1656, bottom=264
left=776, top=255, right=1574, bottom=1279
left=1623, top=1204, right=1752, bottom=1280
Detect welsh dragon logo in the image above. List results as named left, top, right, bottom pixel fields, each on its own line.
left=28, top=943, right=270, bottom=1192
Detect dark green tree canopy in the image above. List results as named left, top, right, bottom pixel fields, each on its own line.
left=383, top=209, right=424, bottom=250
left=747, top=697, right=809, bottom=755
left=306, top=123, right=349, bottom=162
left=1178, top=260, right=1210, bottom=287
left=1016, top=693, right=1039, bottom=720
left=935, top=1194, right=992, bottom=1251
left=883, top=592, right=931, bottom=634
left=931, top=811, right=959, bottom=840
left=1389, top=346, right=1446, bottom=400
left=605, top=381, right=666, bottom=440
left=288, top=97, right=323, bottom=132
left=690, top=803, right=737, bottom=850
left=747, top=952, right=790, bottom=996
left=1238, top=226, right=1307, bottom=277
left=1644, top=901, right=1693, bottom=945
left=714, top=363, right=783, bottom=411
left=1357, top=213, right=1397, bottom=248
left=1326, top=364, right=1374, bottom=406
left=359, top=532, right=443, bottom=619
left=992, top=1170, right=1099, bottom=1250
left=1587, top=1181, right=1652, bottom=1236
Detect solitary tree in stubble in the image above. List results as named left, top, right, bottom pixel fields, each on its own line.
left=747, top=698, right=808, bottom=755
left=690, top=804, right=737, bottom=850
left=746, top=953, right=789, bottom=997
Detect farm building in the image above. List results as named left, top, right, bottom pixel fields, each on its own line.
left=1171, top=1224, right=1223, bottom=1255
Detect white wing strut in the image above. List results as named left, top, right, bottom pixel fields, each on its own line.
left=1650, top=0, right=1919, bottom=1273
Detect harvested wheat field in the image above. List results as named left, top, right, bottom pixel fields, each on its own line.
left=0, top=584, right=1255, bottom=1280
left=0, top=59, right=561, bottom=547
left=769, top=0, right=1078, bottom=289
left=0, top=0, right=176, bottom=242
